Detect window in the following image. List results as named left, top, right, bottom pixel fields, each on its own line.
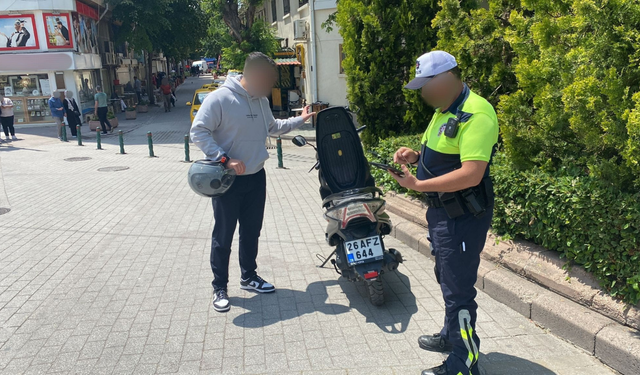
left=271, top=0, right=277, bottom=22
left=299, top=0, right=308, bottom=7
left=194, top=92, right=209, bottom=105
left=283, top=0, right=290, bottom=16
left=0, top=74, right=51, bottom=97
left=339, top=44, right=345, bottom=74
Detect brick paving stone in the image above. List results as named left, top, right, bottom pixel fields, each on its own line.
left=0, top=76, right=620, bottom=374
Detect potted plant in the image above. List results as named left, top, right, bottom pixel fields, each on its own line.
left=89, top=115, right=101, bottom=131
left=107, top=111, right=119, bottom=128
left=125, top=106, right=137, bottom=120
left=137, top=100, right=149, bottom=113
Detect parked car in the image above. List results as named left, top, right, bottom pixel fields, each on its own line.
left=187, top=88, right=215, bottom=123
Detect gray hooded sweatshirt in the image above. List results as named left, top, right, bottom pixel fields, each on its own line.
left=190, top=76, right=305, bottom=175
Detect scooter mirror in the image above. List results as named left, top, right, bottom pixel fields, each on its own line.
left=292, top=135, right=307, bottom=147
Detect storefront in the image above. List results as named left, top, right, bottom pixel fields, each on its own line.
left=0, top=4, right=104, bottom=125
left=74, top=69, right=102, bottom=118
left=271, top=49, right=303, bottom=117
left=0, top=73, right=54, bottom=124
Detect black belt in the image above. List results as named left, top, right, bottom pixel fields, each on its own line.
left=425, top=194, right=444, bottom=208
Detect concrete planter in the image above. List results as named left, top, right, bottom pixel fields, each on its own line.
left=90, top=117, right=118, bottom=131
left=137, top=105, right=149, bottom=113
left=125, top=110, right=137, bottom=120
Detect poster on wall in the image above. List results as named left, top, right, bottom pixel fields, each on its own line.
left=39, top=79, right=51, bottom=96
left=0, top=14, right=39, bottom=51
left=72, top=13, right=98, bottom=54
left=43, top=13, right=73, bottom=49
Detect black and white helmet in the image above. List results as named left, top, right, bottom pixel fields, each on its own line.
left=188, top=160, right=236, bottom=197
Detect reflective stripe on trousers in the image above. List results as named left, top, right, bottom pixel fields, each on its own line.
left=427, top=206, right=492, bottom=375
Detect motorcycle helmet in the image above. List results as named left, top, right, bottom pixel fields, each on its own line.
left=188, top=160, right=236, bottom=197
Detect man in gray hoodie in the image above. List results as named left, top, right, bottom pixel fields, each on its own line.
left=190, top=52, right=316, bottom=312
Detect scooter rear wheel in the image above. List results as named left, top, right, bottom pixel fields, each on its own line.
left=367, top=278, right=384, bottom=306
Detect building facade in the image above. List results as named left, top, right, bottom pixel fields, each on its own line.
left=257, top=0, right=347, bottom=114
left=0, top=0, right=151, bottom=124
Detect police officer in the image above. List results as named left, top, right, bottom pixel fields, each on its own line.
left=390, top=51, right=498, bottom=375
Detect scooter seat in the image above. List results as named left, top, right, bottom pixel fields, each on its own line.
left=316, top=107, right=374, bottom=195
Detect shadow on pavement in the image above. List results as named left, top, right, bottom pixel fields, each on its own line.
left=337, top=269, right=418, bottom=334
left=0, top=143, right=45, bottom=152
left=479, top=352, right=558, bottom=375
left=230, top=270, right=418, bottom=334
left=230, top=279, right=351, bottom=328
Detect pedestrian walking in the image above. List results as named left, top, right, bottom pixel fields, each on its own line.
left=160, top=79, right=172, bottom=112
left=170, top=77, right=176, bottom=108
left=94, top=86, right=113, bottom=134
left=190, top=52, right=316, bottom=313
left=0, top=93, right=17, bottom=142
left=134, top=76, right=142, bottom=104
left=48, top=91, right=66, bottom=141
left=390, top=51, right=499, bottom=375
left=63, top=90, right=81, bottom=138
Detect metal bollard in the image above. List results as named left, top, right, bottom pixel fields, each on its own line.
left=147, top=131, right=155, bottom=157
left=184, top=134, right=191, bottom=162
left=76, top=125, right=82, bottom=146
left=276, top=136, right=284, bottom=169
left=62, top=124, right=68, bottom=142
left=96, top=130, right=102, bottom=150
left=118, top=130, right=125, bottom=154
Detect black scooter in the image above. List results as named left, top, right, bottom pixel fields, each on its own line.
left=292, top=107, right=403, bottom=305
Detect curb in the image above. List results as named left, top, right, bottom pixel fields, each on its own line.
left=387, top=210, right=640, bottom=375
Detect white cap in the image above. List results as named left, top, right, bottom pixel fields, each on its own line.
left=405, top=50, right=457, bottom=90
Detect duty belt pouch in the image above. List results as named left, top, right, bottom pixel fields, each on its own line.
left=438, top=192, right=465, bottom=219
left=461, top=188, right=486, bottom=217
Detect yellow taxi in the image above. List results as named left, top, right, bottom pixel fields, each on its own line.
left=187, top=88, right=214, bottom=123
left=201, top=83, right=218, bottom=90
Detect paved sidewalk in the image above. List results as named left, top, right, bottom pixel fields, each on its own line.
left=0, top=77, right=618, bottom=374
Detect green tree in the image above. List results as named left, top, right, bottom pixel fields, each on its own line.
left=109, top=0, right=205, bottom=103
left=336, top=0, right=457, bottom=145
left=204, top=0, right=278, bottom=69
left=498, top=0, right=640, bottom=190
left=202, top=2, right=232, bottom=59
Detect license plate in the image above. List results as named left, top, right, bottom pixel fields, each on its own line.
left=344, top=236, right=384, bottom=265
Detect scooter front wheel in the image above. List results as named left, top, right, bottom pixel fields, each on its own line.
left=366, top=278, right=384, bottom=306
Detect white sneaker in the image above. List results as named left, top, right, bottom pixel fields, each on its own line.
left=240, top=275, right=275, bottom=293
left=4, top=137, right=10, bottom=142
left=213, top=289, right=230, bottom=312
left=11, top=135, right=17, bottom=141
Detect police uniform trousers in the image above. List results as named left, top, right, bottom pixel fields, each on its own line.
left=427, top=205, right=493, bottom=375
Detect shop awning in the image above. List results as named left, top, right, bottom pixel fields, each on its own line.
left=274, top=58, right=301, bottom=66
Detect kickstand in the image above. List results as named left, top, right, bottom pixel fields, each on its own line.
left=315, top=250, right=336, bottom=268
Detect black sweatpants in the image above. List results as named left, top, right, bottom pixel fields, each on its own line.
left=0, top=116, right=15, bottom=136
left=210, top=168, right=266, bottom=292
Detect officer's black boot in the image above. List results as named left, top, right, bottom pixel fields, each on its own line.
left=421, top=362, right=448, bottom=375
left=418, top=333, right=453, bottom=353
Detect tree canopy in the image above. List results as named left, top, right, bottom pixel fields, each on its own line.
left=203, top=0, right=278, bottom=69
left=109, top=0, right=205, bottom=60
